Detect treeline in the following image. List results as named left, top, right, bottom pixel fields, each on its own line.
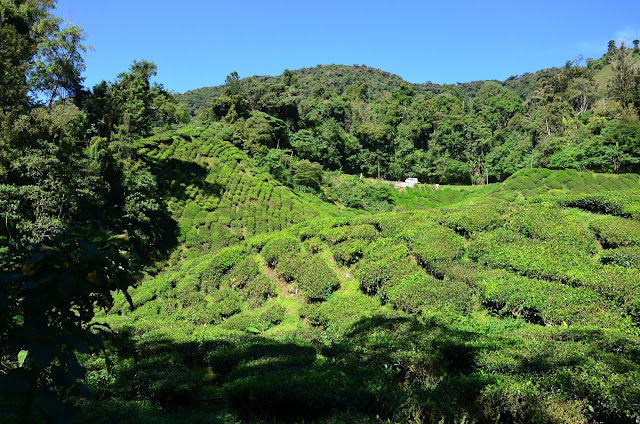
left=0, top=2, right=187, bottom=253
left=0, top=3, right=190, bottom=421
left=183, top=43, right=640, bottom=184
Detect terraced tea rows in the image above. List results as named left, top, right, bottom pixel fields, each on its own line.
left=137, top=126, right=356, bottom=253
left=84, top=184, right=640, bottom=423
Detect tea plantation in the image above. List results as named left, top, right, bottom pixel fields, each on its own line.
left=76, top=160, right=640, bottom=423
left=134, top=125, right=358, bottom=256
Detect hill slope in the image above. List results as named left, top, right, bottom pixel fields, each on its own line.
left=135, top=125, right=357, bottom=255
left=81, top=170, right=640, bottom=423
left=177, top=64, right=435, bottom=116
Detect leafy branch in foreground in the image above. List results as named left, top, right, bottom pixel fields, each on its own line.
left=0, top=227, right=139, bottom=423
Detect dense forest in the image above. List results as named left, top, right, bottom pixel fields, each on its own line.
left=180, top=44, right=640, bottom=184
left=1, top=1, right=640, bottom=423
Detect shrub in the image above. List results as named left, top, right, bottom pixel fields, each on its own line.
left=295, top=254, right=341, bottom=301
left=504, top=204, right=595, bottom=252
left=589, top=215, right=640, bottom=248
left=293, top=159, right=324, bottom=190
left=274, top=253, right=302, bottom=283
left=355, top=238, right=423, bottom=301
left=181, top=202, right=201, bottom=219
left=188, top=287, right=243, bottom=325
left=219, top=303, right=286, bottom=333
left=303, top=236, right=323, bottom=253
left=388, top=272, right=473, bottom=316
left=274, top=252, right=340, bottom=301
left=475, top=271, right=628, bottom=327
left=402, top=222, right=465, bottom=276
left=320, top=224, right=379, bottom=245
left=332, top=240, right=365, bottom=266
left=226, top=256, right=276, bottom=306
left=439, top=206, right=506, bottom=235
left=199, top=246, right=245, bottom=291
left=387, top=272, right=438, bottom=314
left=600, top=246, right=640, bottom=267
left=261, top=233, right=301, bottom=267
left=467, top=228, right=588, bottom=283
left=300, top=303, right=329, bottom=327
left=242, top=272, right=277, bottom=308
left=558, top=191, right=640, bottom=219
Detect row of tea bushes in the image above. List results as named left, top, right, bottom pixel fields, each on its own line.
left=135, top=126, right=354, bottom=254
left=260, top=234, right=341, bottom=302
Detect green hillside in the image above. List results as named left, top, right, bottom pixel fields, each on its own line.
left=80, top=182, right=640, bottom=423
left=133, top=125, right=357, bottom=255
left=176, top=46, right=640, bottom=187
left=3, top=4, right=640, bottom=423
left=391, top=168, right=640, bottom=209
left=177, top=64, right=438, bottom=117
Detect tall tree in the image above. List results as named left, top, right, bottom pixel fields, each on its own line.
left=608, top=43, right=638, bottom=107
left=0, top=0, right=86, bottom=118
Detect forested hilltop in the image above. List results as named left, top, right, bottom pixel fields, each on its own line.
left=179, top=46, right=640, bottom=184
left=2, top=2, right=640, bottom=423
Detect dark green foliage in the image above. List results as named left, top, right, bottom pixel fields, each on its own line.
left=438, top=206, right=506, bottom=235
left=226, top=257, right=276, bottom=307
left=178, top=44, right=640, bottom=184
left=467, top=228, right=587, bottom=282
left=474, top=270, right=630, bottom=327
left=0, top=227, right=138, bottom=423
left=134, top=126, right=351, bottom=254
left=355, top=238, right=423, bottom=300
left=402, top=221, right=465, bottom=276
left=294, top=254, right=341, bottom=301
left=199, top=246, right=245, bottom=290
left=5, top=6, right=640, bottom=421
left=225, top=359, right=392, bottom=421
left=332, top=239, right=365, bottom=266
left=275, top=252, right=340, bottom=301
left=323, top=172, right=395, bottom=211
left=190, top=287, right=243, bottom=325
left=319, top=223, right=379, bottom=245
left=80, top=186, right=640, bottom=423
left=303, top=236, right=323, bottom=253
left=273, top=252, right=302, bottom=283
left=293, top=159, right=324, bottom=190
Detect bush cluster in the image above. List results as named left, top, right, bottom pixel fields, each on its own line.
left=387, top=272, right=472, bottom=315
left=260, top=233, right=301, bottom=266
left=275, top=253, right=340, bottom=301
left=354, top=238, right=423, bottom=301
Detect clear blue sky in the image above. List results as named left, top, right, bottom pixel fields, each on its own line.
left=55, top=0, right=640, bottom=94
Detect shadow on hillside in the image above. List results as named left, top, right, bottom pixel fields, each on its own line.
left=80, top=314, right=640, bottom=423
left=149, top=158, right=224, bottom=202
left=79, top=315, right=510, bottom=423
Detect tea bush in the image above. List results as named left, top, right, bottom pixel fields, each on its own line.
left=600, top=246, right=640, bottom=267
left=388, top=272, right=472, bottom=315
left=355, top=238, right=423, bottom=301
left=401, top=222, right=465, bottom=276
left=332, top=239, right=365, bottom=266
left=218, top=303, right=286, bottom=333
left=295, top=254, right=341, bottom=301
left=588, top=215, right=640, bottom=247
left=261, top=233, right=301, bottom=266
